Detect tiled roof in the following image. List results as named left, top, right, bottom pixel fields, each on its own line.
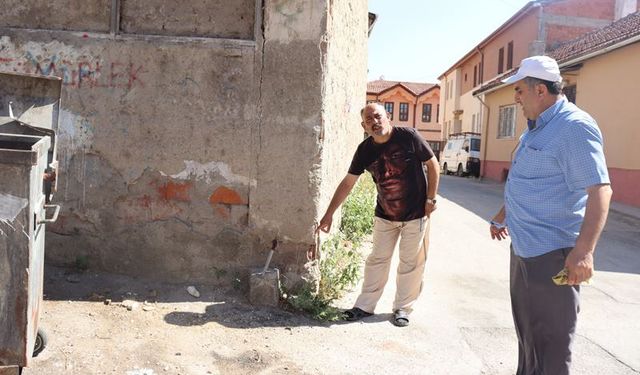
left=472, top=70, right=517, bottom=96
left=474, top=11, right=640, bottom=96
left=549, top=11, right=640, bottom=63
left=367, top=80, right=437, bottom=96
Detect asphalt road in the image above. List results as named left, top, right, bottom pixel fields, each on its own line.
left=421, top=175, right=640, bottom=374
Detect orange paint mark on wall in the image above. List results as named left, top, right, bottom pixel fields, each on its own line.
left=209, top=186, right=244, bottom=205
left=209, top=186, right=246, bottom=219
left=158, top=181, right=192, bottom=202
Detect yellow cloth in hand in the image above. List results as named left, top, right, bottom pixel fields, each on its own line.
left=552, top=268, right=591, bottom=286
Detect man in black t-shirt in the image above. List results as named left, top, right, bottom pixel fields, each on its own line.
left=317, top=102, right=440, bottom=327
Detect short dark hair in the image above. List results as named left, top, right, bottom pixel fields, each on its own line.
left=523, top=76, right=563, bottom=95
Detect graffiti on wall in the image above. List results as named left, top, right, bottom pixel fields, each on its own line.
left=0, top=52, right=146, bottom=90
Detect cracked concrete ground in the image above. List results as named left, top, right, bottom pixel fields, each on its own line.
left=19, top=176, right=640, bottom=374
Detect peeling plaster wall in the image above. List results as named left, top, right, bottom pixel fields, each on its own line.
left=0, top=0, right=111, bottom=33
left=120, top=0, right=256, bottom=39
left=253, top=1, right=327, bottom=244
left=318, top=1, right=368, bottom=231
left=0, top=0, right=368, bottom=283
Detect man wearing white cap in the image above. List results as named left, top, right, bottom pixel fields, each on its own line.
left=489, top=56, right=612, bottom=374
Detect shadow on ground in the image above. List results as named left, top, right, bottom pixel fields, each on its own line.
left=42, top=264, right=376, bottom=329
left=163, top=303, right=393, bottom=329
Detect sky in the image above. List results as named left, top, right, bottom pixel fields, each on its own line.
left=367, top=0, right=533, bottom=83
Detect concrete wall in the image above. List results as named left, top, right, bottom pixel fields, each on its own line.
left=120, top=0, right=256, bottom=39
left=1, top=0, right=111, bottom=32
left=0, top=0, right=368, bottom=283
left=318, top=0, right=369, bottom=262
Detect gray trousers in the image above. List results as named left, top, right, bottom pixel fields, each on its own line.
left=510, top=246, right=580, bottom=375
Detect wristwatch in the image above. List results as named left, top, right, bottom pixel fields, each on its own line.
left=490, top=220, right=506, bottom=229
left=427, top=198, right=437, bottom=205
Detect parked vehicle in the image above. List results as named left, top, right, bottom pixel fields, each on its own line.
left=440, top=132, right=481, bottom=177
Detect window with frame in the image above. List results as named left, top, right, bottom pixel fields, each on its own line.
left=436, top=104, right=440, bottom=123
left=422, top=103, right=432, bottom=122
left=470, top=138, right=481, bottom=151
left=384, top=102, right=394, bottom=120
left=507, top=41, right=514, bottom=70
left=564, top=85, right=577, bottom=103
left=473, top=65, right=477, bottom=86
left=498, top=47, right=505, bottom=74
left=399, top=102, right=409, bottom=121
left=428, top=141, right=440, bottom=152
left=473, top=112, right=482, bottom=133
left=498, top=105, right=516, bottom=138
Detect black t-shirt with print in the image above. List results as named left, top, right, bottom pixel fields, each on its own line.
left=348, top=127, right=434, bottom=222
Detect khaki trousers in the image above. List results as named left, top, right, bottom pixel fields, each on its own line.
left=354, top=216, right=430, bottom=313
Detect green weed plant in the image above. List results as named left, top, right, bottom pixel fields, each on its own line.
left=285, top=174, right=375, bottom=321
left=340, top=173, right=376, bottom=245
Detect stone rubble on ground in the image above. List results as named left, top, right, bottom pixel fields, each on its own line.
left=122, top=300, right=139, bottom=311
left=187, top=286, right=200, bottom=298
left=142, top=301, right=155, bottom=311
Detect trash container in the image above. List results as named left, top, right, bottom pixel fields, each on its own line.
left=0, top=72, right=61, bottom=373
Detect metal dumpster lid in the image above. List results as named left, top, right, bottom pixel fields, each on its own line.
left=0, top=71, right=62, bottom=133
left=0, top=193, right=29, bottom=222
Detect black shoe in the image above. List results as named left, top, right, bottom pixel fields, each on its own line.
left=343, top=307, right=373, bottom=321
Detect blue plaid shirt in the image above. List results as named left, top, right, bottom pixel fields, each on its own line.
left=505, top=98, right=610, bottom=258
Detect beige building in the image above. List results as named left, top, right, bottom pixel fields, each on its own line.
left=438, top=0, right=639, bottom=140
left=366, top=80, right=442, bottom=156
left=474, top=11, right=640, bottom=207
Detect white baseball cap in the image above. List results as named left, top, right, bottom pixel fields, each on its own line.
left=502, top=55, right=562, bottom=84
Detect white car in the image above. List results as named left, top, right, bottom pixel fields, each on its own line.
left=440, top=133, right=481, bottom=177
